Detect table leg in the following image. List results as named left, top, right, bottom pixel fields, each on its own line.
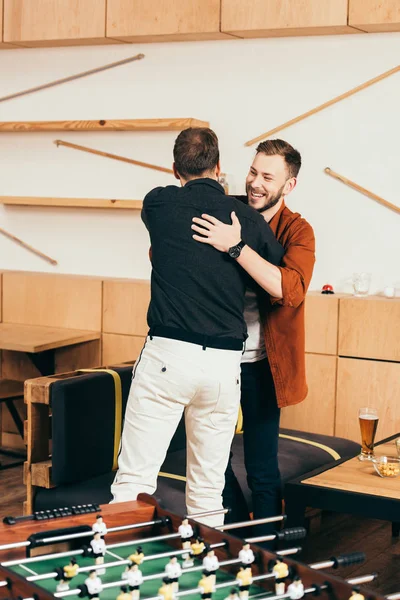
left=27, top=350, right=55, bottom=376
left=392, top=522, right=400, bottom=537
left=284, top=493, right=307, bottom=529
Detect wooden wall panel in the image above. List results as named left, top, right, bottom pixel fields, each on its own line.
left=336, top=357, right=400, bottom=442
left=349, top=0, right=400, bottom=32
left=221, top=0, right=357, bottom=37
left=0, top=0, right=18, bottom=48
left=106, top=0, right=231, bottom=42
left=280, top=354, right=337, bottom=435
left=2, top=272, right=102, bottom=331
left=102, top=333, right=145, bottom=364
left=3, top=0, right=114, bottom=47
left=103, top=280, right=150, bottom=337
left=305, top=292, right=341, bottom=355
left=338, top=296, right=400, bottom=361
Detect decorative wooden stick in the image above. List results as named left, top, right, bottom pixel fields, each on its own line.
left=245, top=64, right=400, bottom=146
left=325, top=167, right=400, bottom=215
left=54, top=139, right=173, bottom=174
left=0, top=53, right=145, bottom=104
left=0, top=226, right=57, bottom=265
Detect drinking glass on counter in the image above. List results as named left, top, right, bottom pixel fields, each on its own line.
left=358, top=407, right=379, bottom=461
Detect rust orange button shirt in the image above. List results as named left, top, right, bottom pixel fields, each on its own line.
left=259, top=201, right=316, bottom=408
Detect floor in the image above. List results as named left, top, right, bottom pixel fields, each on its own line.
left=0, top=462, right=399, bottom=597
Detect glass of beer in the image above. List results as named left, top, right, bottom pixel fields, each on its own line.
left=358, top=407, right=379, bottom=461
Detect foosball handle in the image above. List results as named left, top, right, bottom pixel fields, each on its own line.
left=331, top=552, right=366, bottom=568
left=275, top=527, right=307, bottom=541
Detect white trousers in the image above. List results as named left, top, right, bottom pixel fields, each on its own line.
left=111, top=336, right=242, bottom=527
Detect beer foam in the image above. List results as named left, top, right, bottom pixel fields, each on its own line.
left=359, top=413, right=378, bottom=420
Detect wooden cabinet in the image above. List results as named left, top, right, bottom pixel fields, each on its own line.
left=3, top=0, right=112, bottom=47
left=349, top=0, right=400, bottom=32
left=280, top=354, right=337, bottom=435
left=305, top=292, right=342, bottom=355
left=221, top=0, right=356, bottom=38
left=107, top=0, right=230, bottom=42
left=339, top=296, right=400, bottom=362
left=336, top=357, right=400, bottom=442
left=103, top=280, right=150, bottom=337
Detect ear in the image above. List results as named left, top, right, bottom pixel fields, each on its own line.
left=215, top=160, right=221, bottom=178
left=173, top=163, right=180, bottom=180
left=284, top=177, right=297, bottom=196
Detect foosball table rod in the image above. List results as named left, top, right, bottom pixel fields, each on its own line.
left=217, top=515, right=285, bottom=531
left=386, top=594, right=400, bottom=600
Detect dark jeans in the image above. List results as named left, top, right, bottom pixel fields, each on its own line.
left=223, top=358, right=282, bottom=539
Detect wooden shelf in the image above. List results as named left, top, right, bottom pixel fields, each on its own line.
left=0, top=118, right=209, bottom=132
left=0, top=196, right=143, bottom=210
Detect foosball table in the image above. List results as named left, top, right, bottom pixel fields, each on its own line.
left=0, top=495, right=395, bottom=600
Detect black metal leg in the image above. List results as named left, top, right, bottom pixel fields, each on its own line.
left=27, top=350, right=55, bottom=376
left=392, top=522, right=400, bottom=537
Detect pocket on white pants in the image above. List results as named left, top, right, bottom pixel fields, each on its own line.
left=209, top=373, right=241, bottom=428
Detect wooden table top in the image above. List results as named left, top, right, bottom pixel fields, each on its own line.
left=0, top=323, right=100, bottom=353
left=302, top=440, right=400, bottom=500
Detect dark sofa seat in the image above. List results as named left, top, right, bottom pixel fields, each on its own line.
left=34, top=429, right=359, bottom=515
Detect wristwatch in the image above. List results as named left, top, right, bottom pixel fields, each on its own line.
left=228, top=240, right=246, bottom=259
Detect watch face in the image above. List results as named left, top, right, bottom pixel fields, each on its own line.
left=228, top=245, right=241, bottom=259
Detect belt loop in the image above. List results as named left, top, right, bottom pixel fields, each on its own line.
left=148, top=327, right=154, bottom=341
left=202, top=335, right=207, bottom=351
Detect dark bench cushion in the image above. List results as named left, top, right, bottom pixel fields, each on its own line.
left=34, top=429, right=359, bottom=514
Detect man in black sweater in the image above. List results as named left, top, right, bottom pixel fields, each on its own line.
left=111, top=128, right=283, bottom=526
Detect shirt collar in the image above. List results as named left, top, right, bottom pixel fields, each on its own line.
left=268, top=200, right=286, bottom=235
left=184, top=178, right=225, bottom=194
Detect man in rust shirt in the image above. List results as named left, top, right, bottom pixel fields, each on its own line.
left=191, top=139, right=315, bottom=536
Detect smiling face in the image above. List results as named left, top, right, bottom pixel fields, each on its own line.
left=246, top=152, right=296, bottom=213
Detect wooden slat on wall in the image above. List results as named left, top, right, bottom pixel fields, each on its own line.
left=221, top=0, right=358, bottom=38
left=3, top=0, right=116, bottom=47
left=102, top=333, right=145, bottom=364
left=103, top=280, right=150, bottom=337
left=305, top=292, right=342, bottom=355
left=106, top=0, right=231, bottom=42
left=338, top=296, right=400, bottom=361
left=336, top=357, right=400, bottom=442
left=2, top=272, right=102, bottom=331
left=280, top=354, right=337, bottom=436
left=349, top=0, right=400, bottom=32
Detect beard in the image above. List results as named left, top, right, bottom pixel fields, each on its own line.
left=246, top=182, right=285, bottom=213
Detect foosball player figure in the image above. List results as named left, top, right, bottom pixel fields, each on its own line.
left=179, top=518, right=194, bottom=568
left=236, top=566, right=253, bottom=600
left=184, top=535, right=205, bottom=568
left=349, top=588, right=365, bottom=600
left=158, top=576, right=175, bottom=600
left=287, top=577, right=305, bottom=600
left=224, top=588, right=240, bottom=600
left=55, top=557, right=79, bottom=592
left=117, top=585, right=133, bottom=600
left=165, top=556, right=182, bottom=592
left=90, top=532, right=106, bottom=575
left=202, top=547, right=219, bottom=584
left=272, top=558, right=289, bottom=595
left=126, top=563, right=144, bottom=600
left=129, top=545, right=145, bottom=566
left=198, top=570, right=215, bottom=600
left=93, top=514, right=107, bottom=536
left=238, top=542, right=255, bottom=567
left=83, top=569, right=103, bottom=600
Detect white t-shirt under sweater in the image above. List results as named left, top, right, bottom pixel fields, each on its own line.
left=242, top=288, right=267, bottom=364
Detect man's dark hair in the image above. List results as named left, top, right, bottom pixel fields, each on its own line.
left=173, top=128, right=219, bottom=179
left=256, top=139, right=301, bottom=178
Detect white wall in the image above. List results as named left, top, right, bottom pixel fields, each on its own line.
left=0, top=32, right=399, bottom=293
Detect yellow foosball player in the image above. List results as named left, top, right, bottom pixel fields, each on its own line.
left=129, top=545, right=145, bottom=566
left=236, top=566, right=253, bottom=600
left=272, top=558, right=289, bottom=595
left=349, top=589, right=365, bottom=600
left=158, top=576, right=175, bottom=600
left=117, top=585, right=133, bottom=600
left=198, top=570, right=216, bottom=600
left=55, top=557, right=79, bottom=592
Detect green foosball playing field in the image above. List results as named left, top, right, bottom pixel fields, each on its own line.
left=10, top=539, right=269, bottom=600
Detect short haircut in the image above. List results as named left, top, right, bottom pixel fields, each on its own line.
left=173, top=128, right=219, bottom=179
left=256, top=139, right=301, bottom=178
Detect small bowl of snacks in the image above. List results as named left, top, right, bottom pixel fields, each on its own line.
left=372, top=456, right=400, bottom=478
